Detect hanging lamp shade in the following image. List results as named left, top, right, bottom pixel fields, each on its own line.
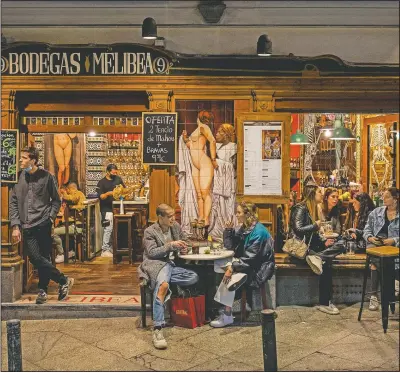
left=290, top=130, right=310, bottom=145
left=142, top=17, right=157, bottom=39
left=331, top=125, right=356, bottom=140
left=257, top=34, right=272, bottom=56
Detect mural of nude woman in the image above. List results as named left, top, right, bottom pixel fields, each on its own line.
left=182, top=110, right=218, bottom=227
left=54, top=133, right=76, bottom=189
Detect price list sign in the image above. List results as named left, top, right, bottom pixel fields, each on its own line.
left=142, top=112, right=177, bottom=165
left=1, top=129, right=19, bottom=183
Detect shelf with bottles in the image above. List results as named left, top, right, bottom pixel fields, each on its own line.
left=290, top=157, right=301, bottom=170
left=105, top=134, right=149, bottom=200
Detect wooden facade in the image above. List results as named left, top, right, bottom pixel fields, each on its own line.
left=1, top=43, right=399, bottom=301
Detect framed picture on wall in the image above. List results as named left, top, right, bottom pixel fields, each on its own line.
left=236, top=113, right=291, bottom=204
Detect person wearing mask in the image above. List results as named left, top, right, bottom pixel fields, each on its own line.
left=363, top=187, right=399, bottom=311
left=289, top=180, right=345, bottom=315
left=138, top=204, right=199, bottom=349
left=210, top=202, right=275, bottom=327
left=344, top=193, right=375, bottom=252
left=96, top=164, right=125, bottom=257
left=9, top=147, right=74, bottom=304
left=320, top=187, right=342, bottom=235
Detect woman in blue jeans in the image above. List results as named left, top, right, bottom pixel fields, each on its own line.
left=363, top=187, right=399, bottom=311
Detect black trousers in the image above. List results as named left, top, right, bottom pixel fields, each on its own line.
left=310, top=240, right=346, bottom=306
left=23, top=219, right=66, bottom=292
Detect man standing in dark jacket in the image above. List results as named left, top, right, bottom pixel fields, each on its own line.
left=9, top=147, right=74, bottom=304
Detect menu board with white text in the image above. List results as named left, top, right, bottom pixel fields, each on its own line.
left=243, top=122, right=282, bottom=195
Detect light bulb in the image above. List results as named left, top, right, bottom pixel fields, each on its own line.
left=325, top=130, right=332, bottom=137
left=89, top=131, right=96, bottom=137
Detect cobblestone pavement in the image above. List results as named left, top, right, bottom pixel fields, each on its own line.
left=1, top=303, right=399, bottom=371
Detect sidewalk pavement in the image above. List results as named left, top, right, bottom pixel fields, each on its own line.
left=1, top=303, right=399, bottom=372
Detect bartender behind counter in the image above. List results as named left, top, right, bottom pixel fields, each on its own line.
left=96, top=164, right=125, bottom=257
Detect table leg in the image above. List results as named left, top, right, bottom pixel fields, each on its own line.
left=380, top=257, right=389, bottom=333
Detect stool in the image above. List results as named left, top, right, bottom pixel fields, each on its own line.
left=113, top=214, right=134, bottom=264
left=140, top=279, right=154, bottom=328
left=240, top=282, right=268, bottom=322
left=358, top=246, right=399, bottom=333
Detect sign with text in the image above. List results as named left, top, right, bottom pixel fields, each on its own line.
left=142, top=112, right=177, bottom=165
left=1, top=44, right=173, bottom=76
left=1, top=129, right=19, bottom=183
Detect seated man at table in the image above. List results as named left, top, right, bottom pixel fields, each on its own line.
left=211, top=201, right=275, bottom=328
left=138, top=204, right=199, bottom=350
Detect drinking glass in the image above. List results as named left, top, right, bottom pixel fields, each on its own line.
left=346, top=242, right=356, bottom=256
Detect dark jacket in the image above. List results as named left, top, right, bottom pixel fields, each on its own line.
left=9, top=169, right=61, bottom=229
left=289, top=203, right=325, bottom=252
left=223, top=222, right=275, bottom=288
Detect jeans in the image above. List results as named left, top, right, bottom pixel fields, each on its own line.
left=23, top=220, right=67, bottom=292
left=310, top=240, right=346, bottom=306
left=153, top=263, right=199, bottom=327
left=102, top=212, right=113, bottom=252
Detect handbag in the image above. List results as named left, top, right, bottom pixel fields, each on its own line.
left=282, top=232, right=314, bottom=260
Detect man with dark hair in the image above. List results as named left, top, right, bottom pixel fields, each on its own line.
left=9, top=147, right=74, bottom=304
left=96, top=164, right=125, bottom=257
left=138, top=204, right=199, bottom=349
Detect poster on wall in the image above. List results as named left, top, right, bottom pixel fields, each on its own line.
left=43, top=133, right=86, bottom=192
left=243, top=122, right=282, bottom=195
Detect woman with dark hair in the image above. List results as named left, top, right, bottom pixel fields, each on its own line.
left=344, top=193, right=375, bottom=251
left=210, top=202, right=275, bottom=327
left=289, top=181, right=345, bottom=315
left=320, top=187, right=342, bottom=235
left=363, top=187, right=399, bottom=311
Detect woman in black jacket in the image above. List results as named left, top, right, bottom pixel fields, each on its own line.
left=289, top=181, right=345, bottom=315
left=320, top=187, right=342, bottom=235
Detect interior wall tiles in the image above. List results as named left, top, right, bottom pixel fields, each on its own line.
left=86, top=134, right=107, bottom=197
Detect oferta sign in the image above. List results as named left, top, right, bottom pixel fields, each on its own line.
left=1, top=43, right=173, bottom=76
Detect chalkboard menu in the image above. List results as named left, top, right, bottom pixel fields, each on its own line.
left=1, top=129, right=19, bottom=183
left=142, top=112, right=177, bottom=165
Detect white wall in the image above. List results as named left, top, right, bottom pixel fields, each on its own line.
left=2, top=1, right=399, bottom=63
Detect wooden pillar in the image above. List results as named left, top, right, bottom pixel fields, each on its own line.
left=1, top=89, right=24, bottom=302
left=146, top=90, right=176, bottom=222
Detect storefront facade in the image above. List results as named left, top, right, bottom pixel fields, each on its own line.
left=1, top=42, right=399, bottom=304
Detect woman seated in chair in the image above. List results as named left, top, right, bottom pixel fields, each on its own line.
left=210, top=201, right=275, bottom=328
left=363, top=187, right=399, bottom=311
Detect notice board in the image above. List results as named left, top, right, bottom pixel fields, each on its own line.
left=1, top=129, right=19, bottom=183
left=142, top=112, right=177, bottom=165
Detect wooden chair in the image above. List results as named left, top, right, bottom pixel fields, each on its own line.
left=358, top=246, right=399, bottom=333
left=140, top=279, right=153, bottom=328
left=113, top=214, right=134, bottom=264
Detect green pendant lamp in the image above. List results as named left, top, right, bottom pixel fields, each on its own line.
left=331, top=115, right=356, bottom=140
left=290, top=130, right=310, bottom=145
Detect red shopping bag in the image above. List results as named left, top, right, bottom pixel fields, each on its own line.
left=171, top=297, right=198, bottom=329
left=193, top=295, right=206, bottom=326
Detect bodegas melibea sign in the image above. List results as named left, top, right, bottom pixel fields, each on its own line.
left=1, top=43, right=173, bottom=76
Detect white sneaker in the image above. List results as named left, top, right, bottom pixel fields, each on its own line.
left=68, top=250, right=75, bottom=258
left=153, top=329, right=167, bottom=349
left=316, top=301, right=340, bottom=315
left=369, top=295, right=379, bottom=311
left=306, top=255, right=323, bottom=275
left=395, top=280, right=399, bottom=298
left=210, top=313, right=234, bottom=328
left=55, top=254, right=64, bottom=264
left=101, top=251, right=113, bottom=258
left=227, top=273, right=248, bottom=291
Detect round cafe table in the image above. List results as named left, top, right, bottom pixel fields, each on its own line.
left=178, top=247, right=235, bottom=320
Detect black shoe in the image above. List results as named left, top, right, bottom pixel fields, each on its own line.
left=58, top=277, right=74, bottom=301
left=36, top=289, right=48, bottom=304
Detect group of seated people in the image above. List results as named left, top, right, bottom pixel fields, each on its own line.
left=289, top=182, right=399, bottom=315
left=139, top=184, right=399, bottom=350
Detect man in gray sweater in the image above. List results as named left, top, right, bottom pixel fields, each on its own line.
left=138, top=204, right=199, bottom=349
left=9, top=147, right=74, bottom=304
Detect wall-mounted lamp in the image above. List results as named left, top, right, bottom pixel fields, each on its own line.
left=142, top=17, right=157, bottom=40
left=257, top=34, right=272, bottom=56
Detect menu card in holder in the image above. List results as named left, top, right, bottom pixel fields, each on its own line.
left=1, top=129, right=19, bottom=183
